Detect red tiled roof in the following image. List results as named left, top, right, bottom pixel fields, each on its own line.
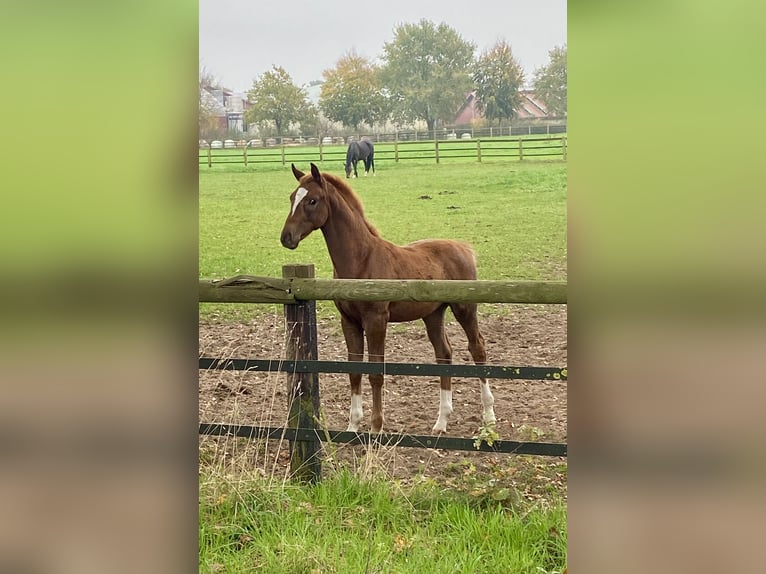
left=454, top=90, right=551, bottom=123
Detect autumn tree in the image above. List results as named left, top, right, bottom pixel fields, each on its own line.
left=320, top=53, right=388, bottom=130
left=245, top=66, right=313, bottom=136
left=533, top=45, right=567, bottom=116
left=381, top=19, right=475, bottom=132
left=472, top=40, right=525, bottom=124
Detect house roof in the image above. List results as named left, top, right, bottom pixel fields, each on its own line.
left=515, top=90, right=549, bottom=119
left=202, top=86, right=251, bottom=115
left=454, top=89, right=552, bottom=123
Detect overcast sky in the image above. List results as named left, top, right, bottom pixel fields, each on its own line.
left=200, top=0, right=566, bottom=93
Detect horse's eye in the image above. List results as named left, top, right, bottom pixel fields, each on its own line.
left=308, top=198, right=317, bottom=206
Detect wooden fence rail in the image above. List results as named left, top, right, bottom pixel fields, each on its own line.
left=199, top=424, right=567, bottom=457
left=199, top=135, right=567, bottom=168
left=199, top=267, right=568, bottom=483
left=199, top=275, right=567, bottom=305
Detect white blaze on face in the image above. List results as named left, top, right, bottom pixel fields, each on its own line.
left=291, top=187, right=309, bottom=216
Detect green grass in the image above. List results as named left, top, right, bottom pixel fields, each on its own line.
left=199, top=160, right=566, bottom=320
left=199, top=469, right=566, bottom=574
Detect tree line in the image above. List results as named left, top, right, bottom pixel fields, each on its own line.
left=200, top=19, right=566, bottom=139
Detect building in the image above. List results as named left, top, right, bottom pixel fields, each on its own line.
left=201, top=86, right=251, bottom=133
left=454, top=89, right=554, bottom=125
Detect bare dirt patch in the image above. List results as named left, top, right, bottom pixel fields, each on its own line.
left=199, top=305, right=567, bottom=492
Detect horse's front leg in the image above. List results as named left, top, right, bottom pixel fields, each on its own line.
left=363, top=312, right=388, bottom=433
left=340, top=315, right=365, bottom=432
left=423, top=308, right=453, bottom=433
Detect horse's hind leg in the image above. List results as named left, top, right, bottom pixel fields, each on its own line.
left=340, top=314, right=365, bottom=431
left=423, top=306, right=453, bottom=432
left=451, top=303, right=496, bottom=426
left=363, top=312, right=389, bottom=433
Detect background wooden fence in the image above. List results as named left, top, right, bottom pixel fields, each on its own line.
left=198, top=135, right=567, bottom=168
left=199, top=266, right=568, bottom=483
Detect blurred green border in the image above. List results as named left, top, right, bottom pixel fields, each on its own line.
left=570, top=1, right=764, bottom=285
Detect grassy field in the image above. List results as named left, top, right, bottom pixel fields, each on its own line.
left=200, top=468, right=566, bottom=573
left=199, top=159, right=567, bottom=573
left=199, top=159, right=567, bottom=320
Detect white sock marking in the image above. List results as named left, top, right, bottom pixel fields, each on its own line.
left=480, top=380, right=496, bottom=424
left=291, top=187, right=308, bottom=216
left=347, top=393, right=363, bottom=431
left=432, top=388, right=453, bottom=433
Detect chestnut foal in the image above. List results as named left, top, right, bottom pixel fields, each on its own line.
left=280, top=163, right=495, bottom=433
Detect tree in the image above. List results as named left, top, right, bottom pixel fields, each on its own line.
left=320, top=53, right=389, bottom=130
left=381, top=19, right=475, bottom=132
left=245, top=66, right=312, bottom=136
left=199, top=64, right=223, bottom=139
left=533, top=45, right=567, bottom=116
left=472, top=40, right=525, bottom=125
left=296, top=99, right=320, bottom=137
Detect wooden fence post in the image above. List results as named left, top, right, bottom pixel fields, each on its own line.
left=207, top=145, right=212, bottom=168
left=435, top=139, right=440, bottom=164
left=562, top=136, right=567, bottom=161
left=319, top=139, right=324, bottom=163
left=477, top=139, right=482, bottom=163
left=394, top=136, right=399, bottom=163
left=519, top=139, right=524, bottom=161
left=281, top=145, right=286, bottom=166
left=243, top=145, right=248, bottom=167
left=282, top=264, right=322, bottom=483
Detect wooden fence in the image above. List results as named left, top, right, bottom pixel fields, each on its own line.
left=198, top=135, right=567, bottom=168
left=199, top=266, right=568, bottom=483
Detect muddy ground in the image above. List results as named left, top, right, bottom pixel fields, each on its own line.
left=199, top=305, right=567, bottom=494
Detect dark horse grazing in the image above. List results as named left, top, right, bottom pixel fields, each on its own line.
left=280, top=163, right=495, bottom=433
left=344, top=139, right=375, bottom=179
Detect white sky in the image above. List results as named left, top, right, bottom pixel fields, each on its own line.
left=200, top=0, right=566, bottom=93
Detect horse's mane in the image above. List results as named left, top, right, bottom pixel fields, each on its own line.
left=322, top=172, right=380, bottom=237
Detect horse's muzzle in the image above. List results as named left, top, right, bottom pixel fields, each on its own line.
left=280, top=230, right=298, bottom=249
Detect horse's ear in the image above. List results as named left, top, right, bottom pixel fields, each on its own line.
left=291, top=163, right=304, bottom=181
left=310, top=163, right=322, bottom=184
